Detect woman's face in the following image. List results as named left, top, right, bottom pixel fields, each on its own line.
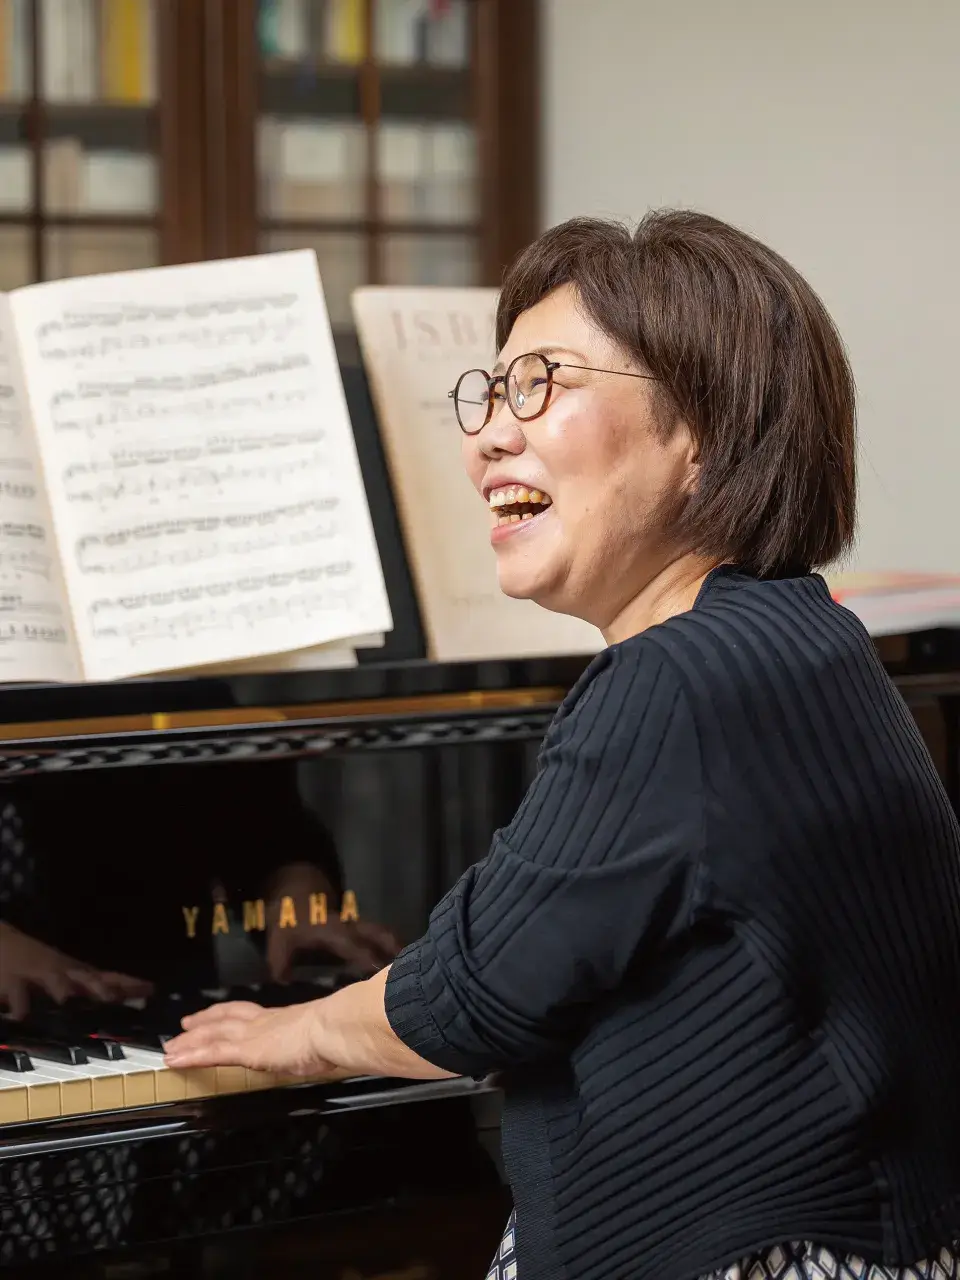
left=461, top=283, right=698, bottom=632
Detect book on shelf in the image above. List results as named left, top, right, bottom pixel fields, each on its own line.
left=827, top=571, right=960, bottom=636
left=260, top=0, right=364, bottom=66
left=0, top=250, right=392, bottom=684
left=43, top=135, right=157, bottom=215
left=351, top=286, right=601, bottom=662
left=0, top=0, right=28, bottom=99
left=19, top=0, right=157, bottom=104
left=0, top=145, right=29, bottom=211
left=258, top=116, right=366, bottom=220
left=378, top=121, right=476, bottom=223
left=258, top=0, right=469, bottom=68
left=374, top=0, right=469, bottom=66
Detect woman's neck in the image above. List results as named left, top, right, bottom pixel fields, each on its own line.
left=602, top=553, right=724, bottom=645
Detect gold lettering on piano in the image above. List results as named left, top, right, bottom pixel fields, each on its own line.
left=340, top=889, right=359, bottom=922
left=243, top=898, right=266, bottom=932
left=182, top=906, right=200, bottom=939
left=181, top=892, right=362, bottom=936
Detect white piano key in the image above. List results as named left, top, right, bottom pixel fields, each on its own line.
left=15, top=1059, right=137, bottom=1117
left=0, top=1046, right=281, bottom=1121
left=32, top=1051, right=160, bottom=1112
left=80, top=1057, right=148, bottom=1111
left=0, top=1068, right=29, bottom=1124
left=126, top=1045, right=263, bottom=1101
left=5, top=1063, right=72, bottom=1120
left=3, top=1057, right=156, bottom=1119
left=121, top=1046, right=218, bottom=1103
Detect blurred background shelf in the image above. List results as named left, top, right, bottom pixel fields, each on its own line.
left=0, top=0, right=537, bottom=323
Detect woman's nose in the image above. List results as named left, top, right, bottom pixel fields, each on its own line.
left=476, top=401, right=526, bottom=458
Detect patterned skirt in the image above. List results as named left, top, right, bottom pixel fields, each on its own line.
left=486, top=1212, right=960, bottom=1280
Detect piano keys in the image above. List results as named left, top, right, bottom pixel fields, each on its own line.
left=0, top=979, right=370, bottom=1123
left=0, top=1044, right=298, bottom=1122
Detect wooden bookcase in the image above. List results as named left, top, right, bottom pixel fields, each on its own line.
left=0, top=0, right=538, bottom=334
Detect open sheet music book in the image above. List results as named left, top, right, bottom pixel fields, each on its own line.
left=351, top=286, right=601, bottom=662
left=0, top=250, right=391, bottom=684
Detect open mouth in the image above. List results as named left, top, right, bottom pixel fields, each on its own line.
left=487, top=485, right=552, bottom=528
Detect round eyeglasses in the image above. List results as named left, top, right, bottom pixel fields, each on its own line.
left=448, top=352, right=658, bottom=435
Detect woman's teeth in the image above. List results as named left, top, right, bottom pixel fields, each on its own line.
left=487, top=485, right=552, bottom=526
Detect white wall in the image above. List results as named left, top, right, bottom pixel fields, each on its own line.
left=542, top=0, right=959, bottom=573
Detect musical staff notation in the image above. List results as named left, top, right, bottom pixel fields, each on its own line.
left=0, top=250, right=390, bottom=680
left=89, top=566, right=356, bottom=646
left=75, top=499, right=341, bottom=575
left=0, top=312, right=78, bottom=679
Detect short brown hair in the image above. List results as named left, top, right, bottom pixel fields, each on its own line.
left=496, top=210, right=856, bottom=577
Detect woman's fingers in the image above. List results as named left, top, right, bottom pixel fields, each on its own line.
left=38, top=969, right=75, bottom=1005
left=164, top=1023, right=246, bottom=1068
left=65, top=967, right=113, bottom=1004
left=1, top=978, right=29, bottom=1021
left=180, top=1000, right=262, bottom=1031
left=104, top=971, right=155, bottom=999
left=166, top=1010, right=284, bottom=1070
left=0, top=946, right=154, bottom=1019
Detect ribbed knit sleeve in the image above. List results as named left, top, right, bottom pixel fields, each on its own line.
left=383, top=643, right=703, bottom=1078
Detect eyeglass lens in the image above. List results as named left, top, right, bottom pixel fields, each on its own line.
left=454, top=353, right=553, bottom=433
left=454, top=369, right=492, bottom=433
left=506, top=353, right=551, bottom=421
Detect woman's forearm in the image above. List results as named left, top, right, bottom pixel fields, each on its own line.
left=314, top=967, right=457, bottom=1080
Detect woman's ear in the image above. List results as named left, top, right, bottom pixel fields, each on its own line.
left=671, top=419, right=701, bottom=494
left=681, top=454, right=701, bottom=496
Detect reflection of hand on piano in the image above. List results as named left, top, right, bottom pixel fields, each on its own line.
left=0, top=920, right=154, bottom=1020
left=265, top=863, right=402, bottom=981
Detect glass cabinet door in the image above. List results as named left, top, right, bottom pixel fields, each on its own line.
left=257, top=0, right=369, bottom=329
left=0, top=0, right=201, bottom=287
left=372, top=0, right=478, bottom=288
left=254, top=0, right=479, bottom=334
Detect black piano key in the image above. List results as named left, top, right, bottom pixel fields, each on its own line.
left=89, top=1029, right=171, bottom=1053
left=24, top=1010, right=129, bottom=1059
left=0, top=1046, right=33, bottom=1072
left=2, top=1036, right=88, bottom=1065
left=82, top=1034, right=126, bottom=1062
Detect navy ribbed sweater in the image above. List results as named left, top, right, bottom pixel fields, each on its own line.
left=384, top=568, right=960, bottom=1280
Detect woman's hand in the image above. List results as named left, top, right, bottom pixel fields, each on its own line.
left=266, top=912, right=401, bottom=982
left=263, top=862, right=402, bottom=981
left=0, top=920, right=153, bottom=1020
left=162, top=999, right=349, bottom=1079
left=163, top=969, right=457, bottom=1083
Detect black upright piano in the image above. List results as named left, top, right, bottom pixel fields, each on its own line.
left=0, top=365, right=957, bottom=1278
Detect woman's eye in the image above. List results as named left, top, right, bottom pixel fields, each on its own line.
left=492, top=387, right=506, bottom=402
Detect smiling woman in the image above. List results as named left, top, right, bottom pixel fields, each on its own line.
left=164, top=210, right=960, bottom=1280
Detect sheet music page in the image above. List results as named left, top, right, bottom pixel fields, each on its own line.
left=352, top=287, right=601, bottom=661
left=10, top=252, right=392, bottom=682
left=0, top=298, right=80, bottom=683
left=170, top=631, right=389, bottom=676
